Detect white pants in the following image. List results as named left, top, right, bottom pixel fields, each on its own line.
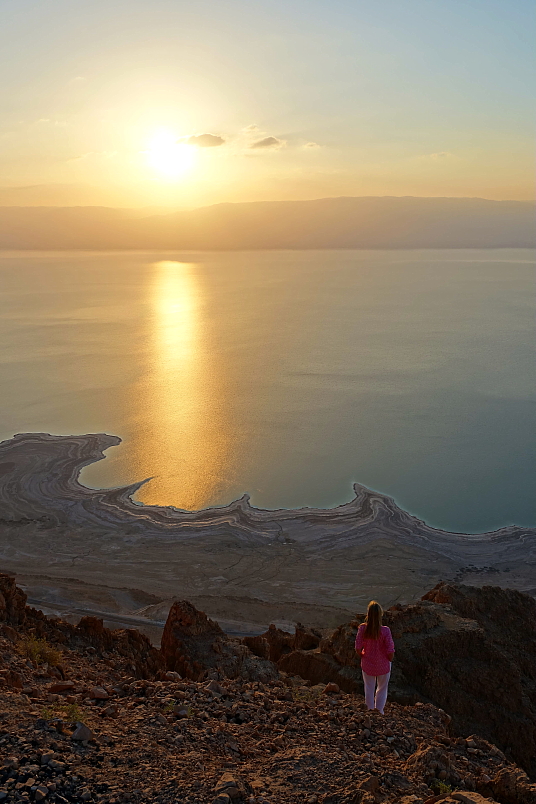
left=362, top=670, right=391, bottom=714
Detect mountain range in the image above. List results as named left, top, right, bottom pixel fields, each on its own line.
left=0, top=196, right=534, bottom=250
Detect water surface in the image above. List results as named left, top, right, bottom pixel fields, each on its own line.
left=0, top=249, right=534, bottom=532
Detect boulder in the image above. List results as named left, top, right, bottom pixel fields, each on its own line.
left=161, top=600, right=277, bottom=682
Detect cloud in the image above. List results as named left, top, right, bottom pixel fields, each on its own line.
left=426, top=151, right=455, bottom=160
left=67, top=151, right=117, bottom=162
left=304, top=142, right=320, bottom=149
left=185, top=133, right=225, bottom=148
left=250, top=136, right=286, bottom=150
left=243, top=124, right=260, bottom=132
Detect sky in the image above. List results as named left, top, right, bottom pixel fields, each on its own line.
left=0, top=0, right=534, bottom=208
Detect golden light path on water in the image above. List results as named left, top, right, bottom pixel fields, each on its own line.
left=132, top=260, right=230, bottom=510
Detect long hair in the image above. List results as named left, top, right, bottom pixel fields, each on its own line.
left=363, top=600, right=383, bottom=640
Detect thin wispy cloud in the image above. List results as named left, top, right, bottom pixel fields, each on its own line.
left=67, top=151, right=117, bottom=162
left=426, top=151, right=455, bottom=160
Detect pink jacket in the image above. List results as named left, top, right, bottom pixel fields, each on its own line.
left=355, top=624, right=395, bottom=676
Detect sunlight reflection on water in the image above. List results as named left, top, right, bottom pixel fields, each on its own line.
left=132, top=260, right=230, bottom=510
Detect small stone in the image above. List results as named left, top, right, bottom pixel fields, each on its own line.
left=323, top=682, right=340, bottom=694
left=215, top=773, right=239, bottom=795
left=80, top=788, right=92, bottom=801
left=165, top=671, right=182, bottom=681
left=90, top=686, right=109, bottom=700
left=35, top=786, right=49, bottom=802
left=308, top=797, right=318, bottom=804
left=156, top=714, right=167, bottom=725
left=213, top=796, right=231, bottom=804
left=41, top=753, right=55, bottom=765
left=206, top=679, right=224, bottom=694
left=3, top=758, right=19, bottom=770
left=71, top=722, right=95, bottom=741
left=48, top=682, right=75, bottom=695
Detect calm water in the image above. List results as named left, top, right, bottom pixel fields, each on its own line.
left=0, top=249, right=534, bottom=533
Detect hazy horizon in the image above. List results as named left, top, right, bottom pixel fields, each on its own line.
left=0, top=196, right=533, bottom=250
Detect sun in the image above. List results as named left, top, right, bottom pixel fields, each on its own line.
left=146, top=129, right=196, bottom=179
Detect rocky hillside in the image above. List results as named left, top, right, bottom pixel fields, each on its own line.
left=244, top=584, right=536, bottom=778
left=1, top=574, right=536, bottom=804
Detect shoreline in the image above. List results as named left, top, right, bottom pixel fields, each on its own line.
left=0, top=431, right=535, bottom=636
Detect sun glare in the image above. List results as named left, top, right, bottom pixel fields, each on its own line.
left=146, top=129, right=195, bottom=179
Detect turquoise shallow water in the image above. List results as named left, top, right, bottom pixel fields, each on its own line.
left=0, top=248, right=534, bottom=533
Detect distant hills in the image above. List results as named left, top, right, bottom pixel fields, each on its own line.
left=0, top=196, right=534, bottom=250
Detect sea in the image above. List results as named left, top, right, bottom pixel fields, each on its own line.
left=0, top=248, right=534, bottom=533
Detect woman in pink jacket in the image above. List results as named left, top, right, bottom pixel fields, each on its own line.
left=354, top=600, right=395, bottom=714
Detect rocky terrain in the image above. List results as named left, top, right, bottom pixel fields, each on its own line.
left=245, top=584, right=536, bottom=778
left=1, top=574, right=536, bottom=804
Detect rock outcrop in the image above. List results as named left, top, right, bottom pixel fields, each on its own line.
left=0, top=573, right=28, bottom=628
left=247, top=584, right=536, bottom=779
left=161, top=599, right=278, bottom=682
left=0, top=572, right=163, bottom=679
left=243, top=622, right=321, bottom=663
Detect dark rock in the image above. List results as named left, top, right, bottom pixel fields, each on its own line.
left=161, top=600, right=277, bottom=682
left=48, top=682, right=75, bottom=694
left=90, top=686, right=108, bottom=700
left=71, top=722, right=94, bottom=742
left=488, top=768, right=536, bottom=804
left=0, top=574, right=28, bottom=627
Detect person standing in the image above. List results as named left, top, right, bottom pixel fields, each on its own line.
left=354, top=600, right=395, bottom=714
